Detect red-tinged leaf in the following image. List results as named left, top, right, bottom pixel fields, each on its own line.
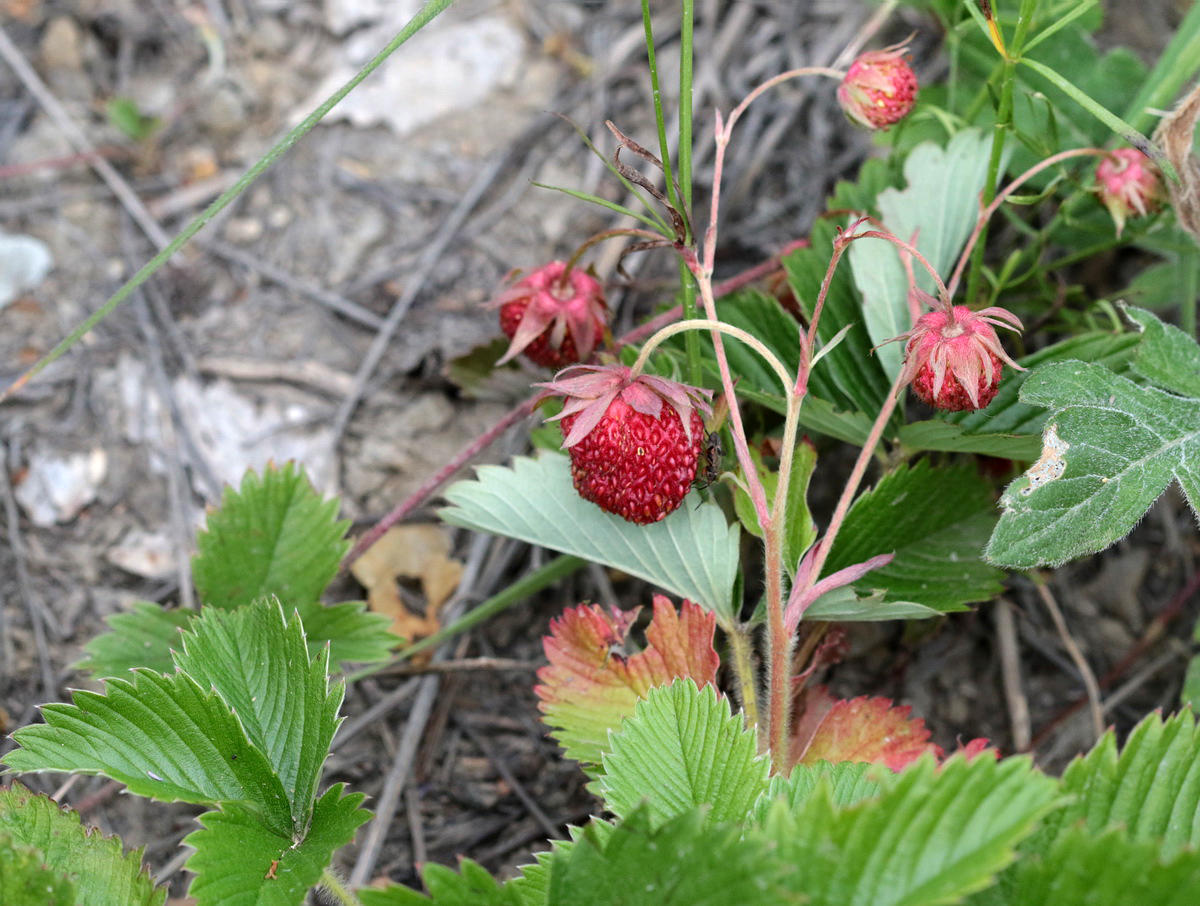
left=536, top=595, right=719, bottom=769
left=791, top=688, right=941, bottom=771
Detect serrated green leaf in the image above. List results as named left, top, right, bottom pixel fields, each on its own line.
left=749, top=761, right=884, bottom=824
left=0, top=836, right=76, bottom=906
left=849, top=129, right=998, bottom=378
left=439, top=453, right=739, bottom=624
left=359, top=860, right=518, bottom=905
left=0, top=783, right=164, bottom=906
left=599, top=680, right=768, bottom=827
left=172, top=600, right=343, bottom=831
left=824, top=461, right=1006, bottom=611
left=4, top=667, right=293, bottom=834
left=548, top=808, right=782, bottom=906
left=897, top=420, right=1041, bottom=459
left=987, top=355, right=1200, bottom=568
left=776, top=755, right=1059, bottom=906
left=295, top=600, right=398, bottom=665
left=969, top=827, right=1200, bottom=906
left=1044, top=711, right=1200, bottom=860
left=193, top=464, right=350, bottom=613
left=184, top=784, right=369, bottom=906
left=75, top=601, right=195, bottom=679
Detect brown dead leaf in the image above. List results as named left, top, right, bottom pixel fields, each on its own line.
left=1153, top=80, right=1200, bottom=240
left=350, top=525, right=464, bottom=644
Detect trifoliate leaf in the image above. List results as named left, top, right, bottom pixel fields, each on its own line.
left=750, top=761, right=884, bottom=824
left=547, top=808, right=783, bottom=906
left=824, top=460, right=1006, bottom=611
left=0, top=783, right=163, bottom=906
left=4, top=668, right=292, bottom=835
left=775, top=754, right=1059, bottom=906
left=75, top=600, right=195, bottom=678
left=1125, top=304, right=1200, bottom=398
left=536, top=597, right=719, bottom=770
left=171, top=600, right=343, bottom=831
left=849, top=129, right=999, bottom=379
left=0, top=836, right=76, bottom=906
left=184, top=784, right=369, bottom=906
left=986, top=320, right=1200, bottom=569
left=193, top=463, right=350, bottom=612
left=440, top=452, right=740, bottom=624
left=599, top=680, right=768, bottom=827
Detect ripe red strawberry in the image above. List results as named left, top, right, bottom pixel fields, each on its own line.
left=539, top=365, right=713, bottom=524
left=488, top=261, right=608, bottom=369
left=898, top=302, right=1024, bottom=411
left=837, top=44, right=919, bottom=130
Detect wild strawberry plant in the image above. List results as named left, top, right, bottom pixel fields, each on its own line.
left=7, top=0, right=1200, bottom=904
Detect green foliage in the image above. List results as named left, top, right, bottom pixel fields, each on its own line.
left=0, top=783, right=163, bottom=906
left=440, top=453, right=741, bottom=624
left=987, top=307, right=1200, bottom=568
left=749, top=761, right=884, bottom=822
left=76, top=600, right=194, bottom=677
left=194, top=463, right=350, bottom=613
left=770, top=754, right=1059, bottom=906
left=732, top=439, right=817, bottom=572
left=184, top=785, right=369, bottom=906
left=5, top=600, right=369, bottom=905
left=80, top=465, right=396, bottom=679
left=824, top=460, right=1006, bottom=611
left=599, top=680, right=768, bottom=827
left=547, top=809, right=783, bottom=906
left=106, top=97, right=162, bottom=142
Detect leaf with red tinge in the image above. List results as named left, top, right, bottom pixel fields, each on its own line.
left=536, top=596, right=719, bottom=770
left=790, top=688, right=941, bottom=771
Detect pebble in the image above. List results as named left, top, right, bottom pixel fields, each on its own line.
left=223, top=217, right=264, bottom=244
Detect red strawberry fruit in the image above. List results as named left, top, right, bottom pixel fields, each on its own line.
left=539, top=364, right=713, bottom=524
left=489, top=261, right=608, bottom=369
left=837, top=44, right=919, bottom=130
left=898, top=302, right=1024, bottom=412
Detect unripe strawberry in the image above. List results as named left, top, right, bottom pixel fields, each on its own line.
left=539, top=364, right=713, bottom=524
left=838, top=45, right=918, bottom=130
left=1095, top=148, right=1165, bottom=236
left=899, top=304, right=1024, bottom=412
left=488, top=261, right=608, bottom=369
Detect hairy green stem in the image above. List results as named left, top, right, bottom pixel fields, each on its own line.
left=726, top=623, right=760, bottom=732
left=0, top=0, right=452, bottom=403
left=320, top=868, right=362, bottom=906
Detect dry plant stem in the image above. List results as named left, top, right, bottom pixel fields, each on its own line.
left=562, top=228, right=667, bottom=278
left=1035, top=579, right=1106, bottom=742
left=996, top=598, right=1032, bottom=751
left=946, top=147, right=1109, bottom=298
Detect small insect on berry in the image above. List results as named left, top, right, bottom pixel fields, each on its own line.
left=487, top=261, right=609, bottom=370
left=694, top=431, right=723, bottom=490
left=538, top=364, right=713, bottom=524
left=838, top=43, right=919, bottom=130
